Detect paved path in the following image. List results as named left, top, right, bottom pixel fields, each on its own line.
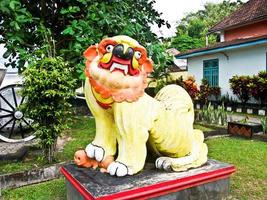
left=0, top=140, right=37, bottom=157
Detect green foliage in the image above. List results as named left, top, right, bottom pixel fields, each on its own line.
left=171, top=0, right=243, bottom=52
left=183, top=76, right=199, bottom=100
left=0, top=0, right=169, bottom=80
left=21, top=56, right=75, bottom=162
left=171, top=34, right=204, bottom=53
left=229, top=75, right=251, bottom=104
left=169, top=76, right=199, bottom=100
left=197, top=103, right=228, bottom=126
left=209, top=86, right=221, bottom=100
left=198, top=79, right=221, bottom=103
left=230, top=71, right=267, bottom=104
left=20, top=27, right=76, bottom=162
left=248, top=71, right=267, bottom=104
left=147, top=42, right=173, bottom=93
left=198, top=78, right=210, bottom=104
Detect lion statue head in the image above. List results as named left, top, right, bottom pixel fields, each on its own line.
left=84, top=35, right=153, bottom=107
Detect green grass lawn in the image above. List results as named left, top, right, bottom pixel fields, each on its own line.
left=193, top=123, right=217, bottom=132
left=2, top=178, right=66, bottom=200
left=206, top=137, right=267, bottom=200
left=1, top=116, right=267, bottom=200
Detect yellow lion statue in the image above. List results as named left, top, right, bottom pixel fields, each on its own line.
left=79, top=35, right=208, bottom=177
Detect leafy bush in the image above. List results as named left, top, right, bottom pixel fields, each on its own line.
left=198, top=79, right=210, bottom=104
left=229, top=75, right=251, bottom=103
left=230, top=71, right=267, bottom=104
left=248, top=71, right=267, bottom=104
left=158, top=76, right=200, bottom=100
left=197, top=103, right=228, bottom=126
left=182, top=76, right=199, bottom=100
left=21, top=29, right=76, bottom=163
left=209, top=86, right=221, bottom=100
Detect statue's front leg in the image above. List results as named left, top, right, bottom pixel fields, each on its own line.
left=84, top=78, right=117, bottom=162
left=107, top=102, right=150, bottom=176
left=85, top=114, right=117, bottom=162
left=107, top=133, right=148, bottom=176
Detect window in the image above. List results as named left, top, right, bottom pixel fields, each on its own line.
left=203, top=59, right=219, bottom=86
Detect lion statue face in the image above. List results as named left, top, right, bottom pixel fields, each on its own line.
left=84, top=35, right=153, bottom=107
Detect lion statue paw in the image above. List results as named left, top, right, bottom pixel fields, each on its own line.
left=85, top=143, right=105, bottom=162
left=155, top=157, right=172, bottom=171
left=107, top=161, right=133, bottom=177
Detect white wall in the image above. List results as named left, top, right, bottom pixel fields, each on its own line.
left=188, top=44, right=267, bottom=96
left=1, top=73, right=23, bottom=88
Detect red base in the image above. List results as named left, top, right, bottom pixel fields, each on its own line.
left=60, top=161, right=235, bottom=200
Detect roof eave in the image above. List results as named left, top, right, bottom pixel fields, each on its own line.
left=208, top=17, right=267, bottom=34
left=175, top=38, right=267, bottom=59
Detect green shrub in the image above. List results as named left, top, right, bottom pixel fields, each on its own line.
left=198, top=103, right=228, bottom=126
left=229, top=75, right=251, bottom=103
left=230, top=71, right=267, bottom=104
left=198, top=79, right=210, bottom=104
left=209, top=86, right=221, bottom=100
left=21, top=28, right=76, bottom=163
left=248, top=71, right=267, bottom=104
left=21, top=56, right=75, bottom=163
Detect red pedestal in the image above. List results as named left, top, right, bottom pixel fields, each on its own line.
left=60, top=159, right=235, bottom=200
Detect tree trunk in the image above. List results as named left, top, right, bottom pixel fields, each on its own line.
left=46, top=140, right=57, bottom=163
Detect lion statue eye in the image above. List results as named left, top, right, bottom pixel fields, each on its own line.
left=134, top=51, right=142, bottom=59
left=106, top=45, right=114, bottom=53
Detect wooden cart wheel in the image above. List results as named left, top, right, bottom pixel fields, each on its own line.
left=0, top=84, right=35, bottom=143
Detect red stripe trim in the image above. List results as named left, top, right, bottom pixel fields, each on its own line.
left=60, top=167, right=95, bottom=200
left=61, top=165, right=235, bottom=200
left=98, top=166, right=236, bottom=200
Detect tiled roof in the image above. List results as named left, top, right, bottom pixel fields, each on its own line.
left=209, top=0, right=267, bottom=33
left=175, top=35, right=267, bottom=58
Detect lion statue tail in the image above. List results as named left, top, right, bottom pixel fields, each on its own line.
left=154, top=84, right=208, bottom=172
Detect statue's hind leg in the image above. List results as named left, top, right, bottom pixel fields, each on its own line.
left=155, top=129, right=208, bottom=172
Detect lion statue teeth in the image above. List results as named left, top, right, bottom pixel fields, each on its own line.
left=75, top=35, right=208, bottom=177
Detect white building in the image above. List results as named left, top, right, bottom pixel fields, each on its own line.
left=175, top=0, right=267, bottom=96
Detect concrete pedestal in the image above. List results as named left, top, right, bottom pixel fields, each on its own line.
left=60, top=159, right=235, bottom=200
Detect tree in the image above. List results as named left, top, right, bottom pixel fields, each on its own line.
left=171, top=0, right=243, bottom=52
left=146, top=42, right=173, bottom=94
left=171, top=34, right=204, bottom=53
left=0, top=0, right=169, bottom=79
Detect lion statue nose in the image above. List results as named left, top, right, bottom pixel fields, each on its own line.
left=113, top=44, right=134, bottom=60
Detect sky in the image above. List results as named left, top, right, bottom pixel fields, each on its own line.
left=152, top=0, right=247, bottom=38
